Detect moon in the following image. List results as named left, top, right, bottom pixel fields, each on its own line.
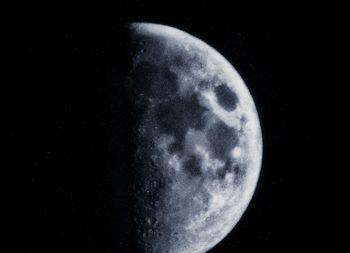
left=125, top=23, right=262, bottom=253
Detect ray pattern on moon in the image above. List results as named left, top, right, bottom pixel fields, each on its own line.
left=126, top=23, right=263, bottom=253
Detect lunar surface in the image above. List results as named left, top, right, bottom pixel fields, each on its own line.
left=125, top=23, right=262, bottom=253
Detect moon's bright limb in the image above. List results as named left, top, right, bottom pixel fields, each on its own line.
left=127, top=23, right=262, bottom=253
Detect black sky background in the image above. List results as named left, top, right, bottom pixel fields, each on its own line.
left=10, top=3, right=335, bottom=253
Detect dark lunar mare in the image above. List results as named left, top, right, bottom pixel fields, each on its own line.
left=206, top=121, right=239, bottom=160
left=155, top=94, right=208, bottom=154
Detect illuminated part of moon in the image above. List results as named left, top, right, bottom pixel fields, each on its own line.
left=127, top=23, right=263, bottom=253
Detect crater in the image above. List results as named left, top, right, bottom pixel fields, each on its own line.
left=183, top=155, right=202, bottom=177
left=214, top=84, right=238, bottom=111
